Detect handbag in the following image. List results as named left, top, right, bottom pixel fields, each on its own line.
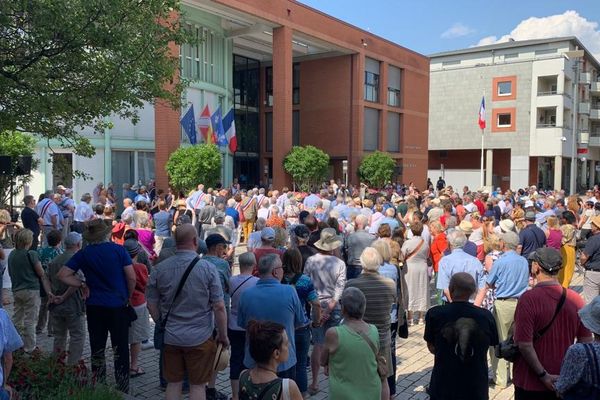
left=355, top=327, right=388, bottom=379
left=154, top=256, right=200, bottom=350
left=394, top=264, right=408, bottom=339
left=563, top=343, right=600, bottom=400
left=495, top=287, right=566, bottom=362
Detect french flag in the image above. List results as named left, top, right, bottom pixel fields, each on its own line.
left=478, top=96, right=486, bottom=130
left=223, top=108, right=237, bottom=153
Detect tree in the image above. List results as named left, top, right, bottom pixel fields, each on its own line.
left=283, top=145, right=330, bottom=192
left=0, top=131, right=39, bottom=206
left=165, top=144, right=221, bottom=193
left=359, top=151, right=396, bottom=188
left=0, top=0, right=192, bottom=157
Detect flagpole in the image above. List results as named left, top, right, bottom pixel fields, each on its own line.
left=480, top=128, right=484, bottom=188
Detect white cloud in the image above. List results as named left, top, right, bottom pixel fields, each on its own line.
left=475, top=10, right=600, bottom=60
left=441, top=23, right=475, bottom=39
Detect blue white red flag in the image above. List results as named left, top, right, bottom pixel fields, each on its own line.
left=478, top=96, right=486, bottom=130
left=223, top=108, right=237, bottom=153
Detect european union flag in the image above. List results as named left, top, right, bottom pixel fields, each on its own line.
left=180, top=105, right=197, bottom=144
left=211, top=106, right=227, bottom=146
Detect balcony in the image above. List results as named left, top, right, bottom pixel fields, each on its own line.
left=580, top=102, right=591, bottom=115
left=580, top=72, right=591, bottom=85
left=589, top=135, right=600, bottom=147
left=591, top=81, right=600, bottom=94
left=591, top=106, right=600, bottom=120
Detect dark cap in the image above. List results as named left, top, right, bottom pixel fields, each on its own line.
left=205, top=234, right=230, bottom=248
left=293, top=224, right=311, bottom=240
left=528, top=248, right=563, bottom=273
left=123, top=239, right=142, bottom=257
left=524, top=210, right=536, bottom=222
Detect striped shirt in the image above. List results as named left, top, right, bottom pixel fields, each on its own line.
left=345, top=272, right=396, bottom=347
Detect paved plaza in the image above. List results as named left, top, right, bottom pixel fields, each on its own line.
left=18, top=268, right=583, bottom=400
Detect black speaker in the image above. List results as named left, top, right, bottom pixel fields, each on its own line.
left=0, top=156, right=12, bottom=175
left=15, top=156, right=32, bottom=175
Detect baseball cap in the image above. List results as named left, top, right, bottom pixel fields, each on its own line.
left=260, top=227, right=276, bottom=241
left=205, top=234, right=230, bottom=248
left=528, top=248, right=563, bottom=273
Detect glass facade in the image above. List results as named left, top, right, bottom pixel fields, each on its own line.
left=180, top=23, right=225, bottom=85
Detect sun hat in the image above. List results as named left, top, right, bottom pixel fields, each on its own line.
left=212, top=342, right=231, bottom=372
left=499, top=219, right=516, bottom=233
left=457, top=220, right=473, bottom=235
left=578, top=296, right=600, bottom=335
left=82, top=219, right=111, bottom=242
left=591, top=215, right=600, bottom=229
left=528, top=248, right=563, bottom=273
left=123, top=238, right=142, bottom=258
left=260, top=227, right=276, bottom=241
left=314, top=228, right=343, bottom=251
left=524, top=200, right=534, bottom=209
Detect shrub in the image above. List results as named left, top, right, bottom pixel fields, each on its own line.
left=283, top=145, right=330, bottom=192
left=165, top=144, right=222, bottom=192
left=358, top=151, right=396, bottom=189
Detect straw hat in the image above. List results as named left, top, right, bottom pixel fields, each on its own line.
left=591, top=215, right=600, bottom=229
left=212, top=343, right=231, bottom=372
left=499, top=219, right=516, bottom=233
left=457, top=220, right=473, bottom=235
left=314, top=228, right=342, bottom=251
left=82, top=219, right=111, bottom=242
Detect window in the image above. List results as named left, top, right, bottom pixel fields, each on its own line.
left=388, top=65, right=402, bottom=107
left=387, top=112, right=401, bottom=152
left=442, top=60, right=461, bottom=66
left=363, top=108, right=379, bottom=151
left=364, top=58, right=380, bottom=102
left=293, top=111, right=300, bottom=146
left=497, top=113, right=512, bottom=127
left=180, top=24, right=224, bottom=85
left=504, top=53, right=518, bottom=59
left=497, top=81, right=512, bottom=96
left=265, top=67, right=273, bottom=107
left=535, top=48, right=557, bottom=56
left=293, top=63, right=300, bottom=105
left=266, top=112, right=273, bottom=152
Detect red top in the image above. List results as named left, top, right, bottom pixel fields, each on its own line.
left=513, top=283, right=591, bottom=391
left=474, top=199, right=486, bottom=216
left=430, top=233, right=448, bottom=273
left=130, top=262, right=149, bottom=307
left=251, top=247, right=284, bottom=276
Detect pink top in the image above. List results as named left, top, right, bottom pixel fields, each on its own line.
left=547, top=229, right=562, bottom=250
left=135, top=229, right=156, bottom=257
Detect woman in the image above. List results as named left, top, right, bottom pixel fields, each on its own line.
left=555, top=296, right=600, bottom=399
left=429, top=221, right=447, bottom=275
left=321, top=287, right=381, bottom=400
left=378, top=224, right=401, bottom=268
left=401, top=221, right=429, bottom=325
left=239, top=320, right=302, bottom=400
left=482, top=233, right=502, bottom=311
left=558, top=211, right=577, bottom=288
left=123, top=239, right=149, bottom=378
left=8, top=229, right=55, bottom=353
left=545, top=216, right=562, bottom=250
left=273, top=226, right=289, bottom=251
left=579, top=200, right=595, bottom=240
left=282, top=248, right=321, bottom=398
left=284, top=198, right=301, bottom=225
left=369, top=204, right=385, bottom=235
left=134, top=211, right=156, bottom=260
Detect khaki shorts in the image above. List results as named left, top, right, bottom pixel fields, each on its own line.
left=163, top=339, right=216, bottom=385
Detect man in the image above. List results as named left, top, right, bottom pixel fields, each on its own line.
left=72, top=193, right=94, bottom=234
left=579, top=215, right=600, bottom=303
left=0, top=306, right=24, bottom=400
left=513, top=248, right=592, bottom=399
left=345, top=247, right=396, bottom=400
left=519, top=210, right=546, bottom=259
left=238, top=254, right=305, bottom=379
left=437, top=230, right=486, bottom=304
left=304, top=228, right=346, bottom=394
left=153, top=200, right=172, bottom=256
left=185, top=184, right=205, bottom=212
left=535, top=198, right=556, bottom=228
left=425, top=273, right=498, bottom=400
left=92, top=182, right=103, bottom=204
left=436, top=176, right=446, bottom=193
left=147, top=224, right=229, bottom=400
left=239, top=192, right=257, bottom=244
left=294, top=225, right=317, bottom=269
left=476, top=231, right=529, bottom=388
left=36, top=191, right=61, bottom=244
left=47, top=232, right=85, bottom=364
left=21, top=195, right=41, bottom=250
left=56, top=188, right=75, bottom=237
left=203, top=214, right=233, bottom=243
left=203, top=234, right=232, bottom=311
left=303, top=188, right=321, bottom=210
left=197, top=194, right=216, bottom=238
left=121, top=198, right=135, bottom=223
left=251, top=227, right=283, bottom=270
left=380, top=207, right=400, bottom=231
left=344, top=214, right=375, bottom=279
left=58, top=219, right=136, bottom=393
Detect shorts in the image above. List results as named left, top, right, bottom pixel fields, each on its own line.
left=128, top=305, right=150, bottom=344
left=228, top=328, right=246, bottom=380
left=311, top=309, right=342, bottom=345
left=163, top=339, right=217, bottom=385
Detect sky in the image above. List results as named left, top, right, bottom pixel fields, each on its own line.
left=298, top=0, right=600, bottom=59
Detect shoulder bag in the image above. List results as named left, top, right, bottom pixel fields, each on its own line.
left=495, top=287, right=567, bottom=362
left=404, top=238, right=424, bottom=262
left=355, top=327, right=388, bottom=379
left=154, top=256, right=200, bottom=349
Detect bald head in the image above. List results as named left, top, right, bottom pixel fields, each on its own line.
left=355, top=214, right=368, bottom=229
left=175, top=224, right=197, bottom=250
left=449, top=272, right=477, bottom=301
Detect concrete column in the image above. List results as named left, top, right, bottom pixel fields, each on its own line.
left=554, top=156, right=562, bottom=191
left=589, top=161, right=596, bottom=188
left=271, top=26, right=293, bottom=189
left=485, top=149, right=493, bottom=187
left=581, top=160, right=587, bottom=190
left=103, top=121, right=111, bottom=187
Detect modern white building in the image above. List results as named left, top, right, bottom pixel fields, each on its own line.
left=428, top=36, right=600, bottom=192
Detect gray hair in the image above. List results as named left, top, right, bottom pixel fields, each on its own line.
left=446, top=216, right=457, bottom=230
left=447, top=230, right=467, bottom=250
left=359, top=247, right=383, bottom=272
left=81, top=193, right=92, bottom=202
left=257, top=253, right=280, bottom=276
left=64, top=232, right=82, bottom=249
left=341, top=287, right=366, bottom=319
left=238, top=252, right=256, bottom=270
left=270, top=205, right=280, bottom=214
left=255, top=217, right=267, bottom=231
left=355, top=214, right=368, bottom=228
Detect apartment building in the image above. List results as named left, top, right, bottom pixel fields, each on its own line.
left=428, top=36, right=600, bottom=192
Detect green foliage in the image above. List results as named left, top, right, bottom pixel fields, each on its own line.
left=166, top=144, right=222, bottom=192
left=283, top=145, right=330, bottom=192
left=358, top=151, right=396, bottom=188
left=0, top=0, right=194, bottom=157
left=0, top=131, right=39, bottom=205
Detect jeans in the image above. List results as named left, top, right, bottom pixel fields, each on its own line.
left=294, top=326, right=311, bottom=393
left=388, top=321, right=398, bottom=395
left=346, top=265, right=362, bottom=280
left=13, top=289, right=40, bottom=352
left=86, top=305, right=130, bottom=393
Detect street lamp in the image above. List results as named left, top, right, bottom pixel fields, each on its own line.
left=565, top=49, right=584, bottom=195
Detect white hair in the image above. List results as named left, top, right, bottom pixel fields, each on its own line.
left=447, top=230, right=467, bottom=250
left=360, top=247, right=383, bottom=272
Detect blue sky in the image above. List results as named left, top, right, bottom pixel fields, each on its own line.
left=299, top=1, right=600, bottom=57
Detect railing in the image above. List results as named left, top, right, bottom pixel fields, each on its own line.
left=536, top=123, right=557, bottom=128
left=537, top=90, right=558, bottom=96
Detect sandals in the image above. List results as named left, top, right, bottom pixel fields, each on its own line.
left=308, top=386, right=319, bottom=396
left=130, top=367, right=146, bottom=378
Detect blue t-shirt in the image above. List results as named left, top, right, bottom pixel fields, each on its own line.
left=0, top=309, right=23, bottom=386
left=66, top=242, right=132, bottom=307
left=283, top=274, right=318, bottom=324
left=225, top=207, right=240, bottom=228
left=153, top=211, right=171, bottom=237
left=487, top=250, right=530, bottom=299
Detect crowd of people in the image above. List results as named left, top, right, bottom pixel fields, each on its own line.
left=0, top=178, right=599, bottom=400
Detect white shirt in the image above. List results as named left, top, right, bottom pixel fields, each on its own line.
left=257, top=208, right=270, bottom=221
left=74, top=201, right=94, bottom=222
left=36, top=198, right=61, bottom=227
